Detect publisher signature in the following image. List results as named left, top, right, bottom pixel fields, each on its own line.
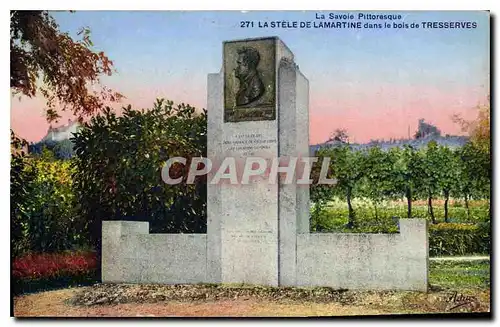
left=444, top=292, right=479, bottom=311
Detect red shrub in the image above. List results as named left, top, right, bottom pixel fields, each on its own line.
left=12, top=251, right=97, bottom=280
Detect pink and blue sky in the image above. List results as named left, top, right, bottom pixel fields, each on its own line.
left=10, top=11, right=490, bottom=144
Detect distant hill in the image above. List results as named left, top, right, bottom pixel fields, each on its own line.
left=310, top=134, right=469, bottom=155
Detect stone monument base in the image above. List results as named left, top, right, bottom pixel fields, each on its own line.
left=102, top=219, right=428, bottom=291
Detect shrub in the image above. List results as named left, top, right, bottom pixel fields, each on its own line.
left=71, top=99, right=207, bottom=253
left=429, top=223, right=490, bottom=256
left=11, top=142, right=85, bottom=257
left=20, top=151, right=83, bottom=255
left=12, top=251, right=97, bottom=280
left=11, top=132, right=37, bottom=257
left=12, top=251, right=98, bottom=294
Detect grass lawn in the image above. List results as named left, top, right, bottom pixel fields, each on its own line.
left=429, top=260, right=490, bottom=291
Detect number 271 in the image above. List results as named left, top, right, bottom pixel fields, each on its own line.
left=240, top=21, right=254, bottom=28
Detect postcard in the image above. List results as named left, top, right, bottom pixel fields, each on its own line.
left=11, top=10, right=491, bottom=318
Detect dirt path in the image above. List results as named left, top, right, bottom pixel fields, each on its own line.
left=13, top=287, right=490, bottom=317
left=13, top=288, right=389, bottom=317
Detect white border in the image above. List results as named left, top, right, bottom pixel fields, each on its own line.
left=3, top=1, right=497, bottom=326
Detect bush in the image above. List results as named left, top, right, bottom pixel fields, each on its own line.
left=71, top=99, right=207, bottom=253
left=11, top=135, right=86, bottom=257
left=11, top=132, right=37, bottom=257
left=13, top=251, right=97, bottom=280
left=12, top=251, right=98, bottom=294
left=14, top=150, right=84, bottom=256
left=429, top=223, right=490, bottom=256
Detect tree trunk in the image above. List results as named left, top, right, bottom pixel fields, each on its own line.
left=464, top=193, right=470, bottom=220
left=406, top=186, right=412, bottom=218
left=428, top=192, right=436, bottom=224
left=347, top=187, right=355, bottom=228
left=444, top=190, right=449, bottom=223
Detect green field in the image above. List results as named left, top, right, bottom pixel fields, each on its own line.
left=430, top=260, right=490, bottom=290
left=311, top=197, right=489, bottom=233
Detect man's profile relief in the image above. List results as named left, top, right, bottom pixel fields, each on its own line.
left=234, top=47, right=265, bottom=107
left=224, top=37, right=276, bottom=122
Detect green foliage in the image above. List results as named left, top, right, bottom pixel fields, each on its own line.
left=429, top=223, right=490, bottom=256
left=457, top=142, right=491, bottom=201
left=17, top=152, right=80, bottom=255
left=311, top=145, right=365, bottom=229
left=312, top=140, right=490, bottom=227
left=71, top=99, right=207, bottom=250
left=25, top=152, right=80, bottom=252
left=11, top=131, right=81, bottom=257
left=11, top=131, right=37, bottom=256
left=393, top=145, right=427, bottom=218
left=311, top=199, right=490, bottom=256
left=318, top=198, right=489, bottom=225
left=360, top=147, right=398, bottom=220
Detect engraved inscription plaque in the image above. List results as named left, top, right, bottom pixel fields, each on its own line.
left=224, top=37, right=276, bottom=122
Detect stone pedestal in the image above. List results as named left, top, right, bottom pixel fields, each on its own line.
left=206, top=37, right=309, bottom=286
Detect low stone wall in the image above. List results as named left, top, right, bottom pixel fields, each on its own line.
left=102, top=221, right=206, bottom=284
left=296, top=219, right=428, bottom=291
left=102, top=219, right=428, bottom=291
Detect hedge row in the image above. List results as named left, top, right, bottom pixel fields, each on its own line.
left=429, top=222, right=490, bottom=257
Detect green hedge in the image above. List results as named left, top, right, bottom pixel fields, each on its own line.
left=429, top=222, right=490, bottom=257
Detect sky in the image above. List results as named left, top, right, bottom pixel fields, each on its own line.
left=10, top=10, right=490, bottom=144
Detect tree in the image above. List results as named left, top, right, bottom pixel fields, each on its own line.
left=323, top=145, right=365, bottom=228
left=438, top=146, right=460, bottom=222
left=10, top=10, right=123, bottom=122
left=310, top=154, right=337, bottom=231
left=420, top=141, right=443, bottom=224
left=362, top=146, right=396, bottom=220
left=393, top=145, right=426, bottom=219
left=22, top=149, right=78, bottom=253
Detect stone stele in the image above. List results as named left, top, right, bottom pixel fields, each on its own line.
left=102, top=37, right=429, bottom=292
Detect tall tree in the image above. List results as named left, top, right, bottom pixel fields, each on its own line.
left=10, top=10, right=123, bottom=122
left=421, top=141, right=443, bottom=224
left=326, top=145, right=365, bottom=228
left=362, top=146, right=395, bottom=220
left=391, top=145, right=425, bottom=219
left=438, top=146, right=460, bottom=222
